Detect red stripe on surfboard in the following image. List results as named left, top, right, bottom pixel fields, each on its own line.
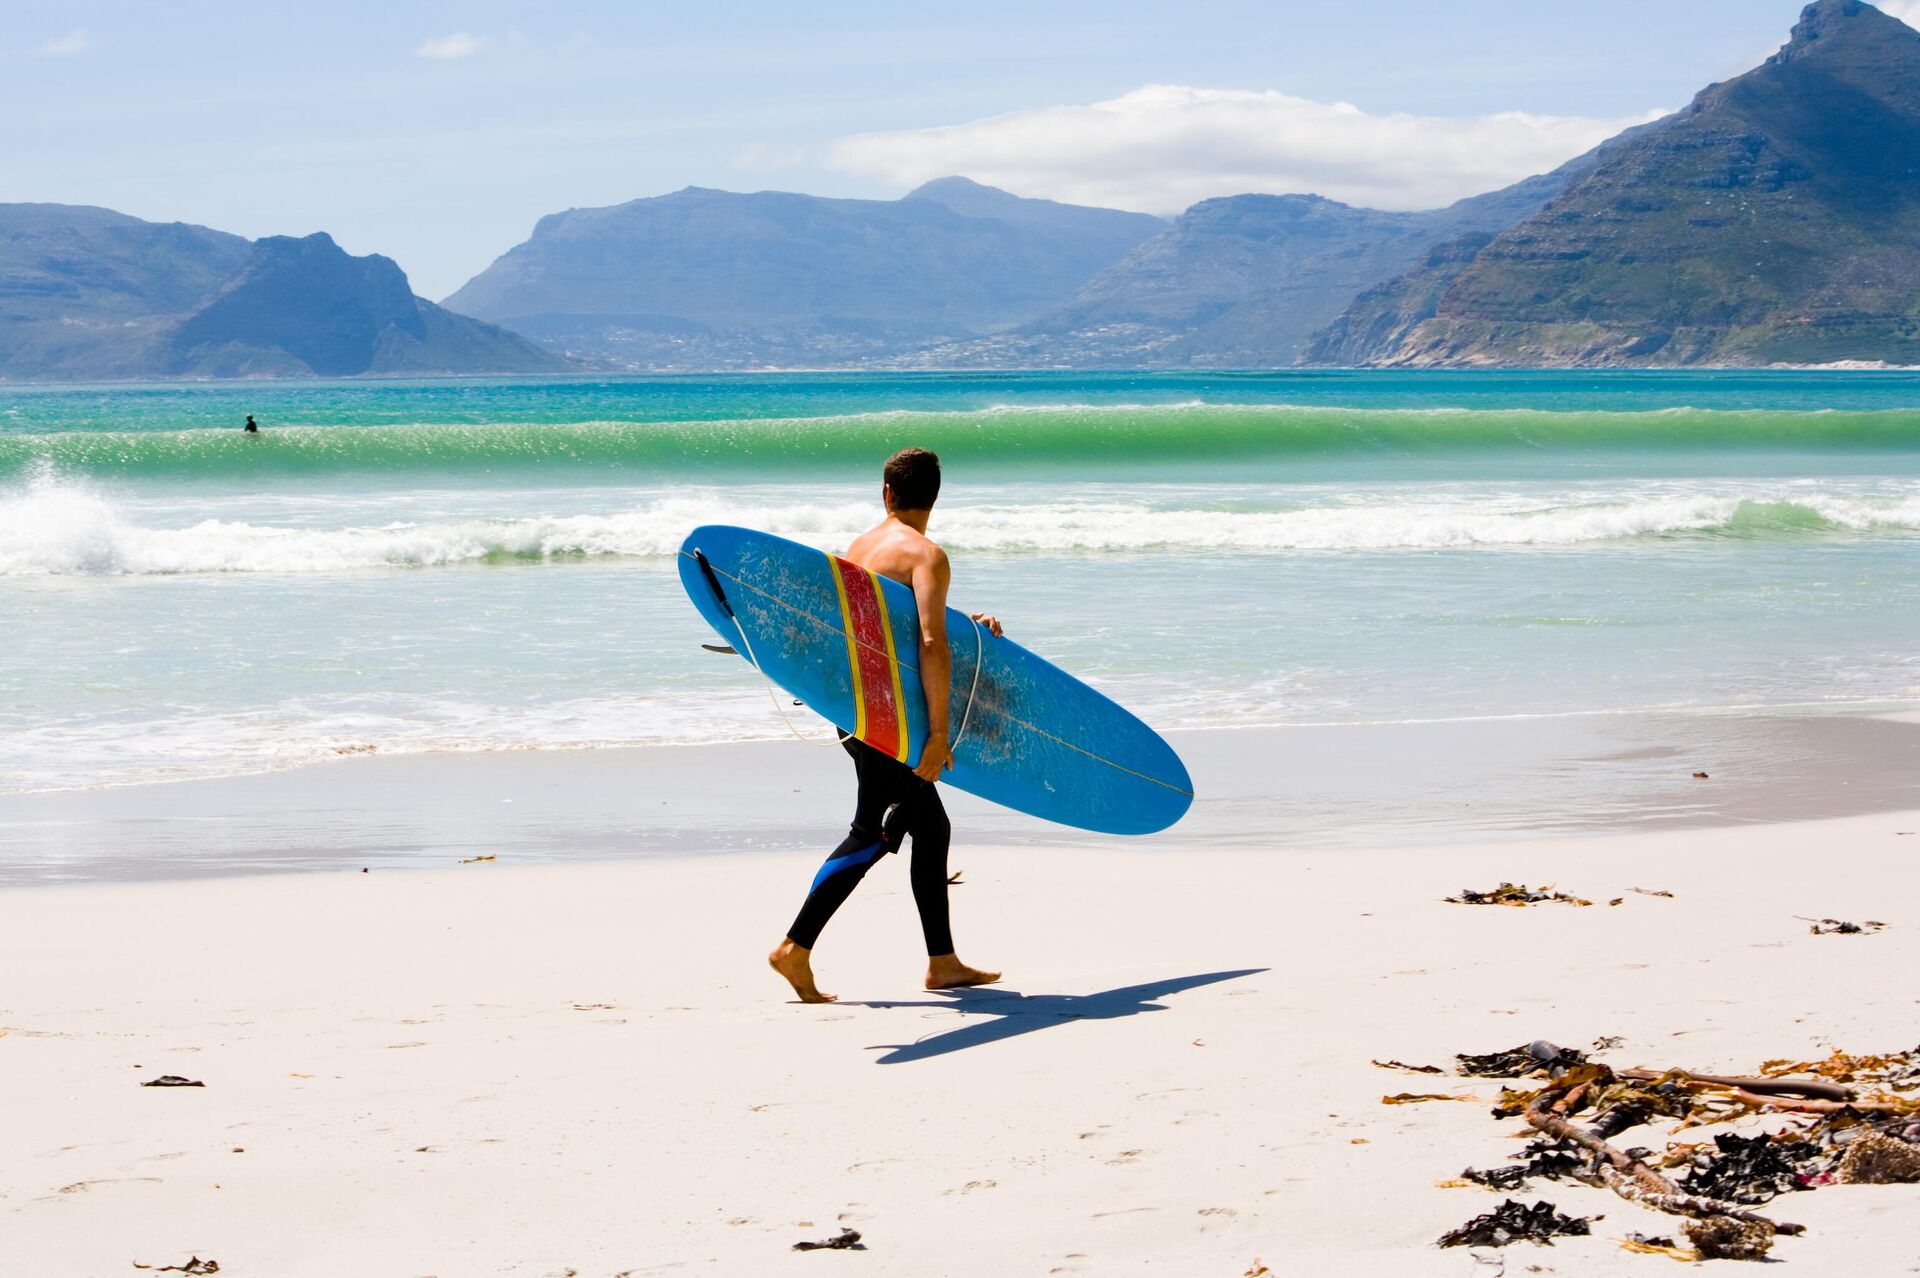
left=834, top=557, right=903, bottom=759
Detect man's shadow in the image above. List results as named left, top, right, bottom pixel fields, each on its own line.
left=848, top=969, right=1266, bottom=1065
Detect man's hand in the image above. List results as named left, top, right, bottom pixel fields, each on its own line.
left=969, top=612, right=1004, bottom=637
left=915, top=736, right=954, bottom=782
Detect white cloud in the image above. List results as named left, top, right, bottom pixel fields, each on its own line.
left=416, top=32, right=483, bottom=60
left=35, top=28, right=92, bottom=57
left=830, top=85, right=1666, bottom=215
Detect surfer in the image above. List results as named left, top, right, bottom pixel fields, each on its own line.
left=769, top=447, right=1004, bottom=1003
left=242, top=415, right=259, bottom=433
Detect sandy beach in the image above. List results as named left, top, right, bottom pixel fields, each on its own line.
left=6, top=777, right=1917, bottom=1275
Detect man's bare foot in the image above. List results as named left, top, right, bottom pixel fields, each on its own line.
left=769, top=939, right=836, bottom=1003
left=926, top=954, right=1001, bottom=991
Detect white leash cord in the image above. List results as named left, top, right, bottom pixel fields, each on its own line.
left=949, top=616, right=987, bottom=753
left=731, top=615, right=844, bottom=749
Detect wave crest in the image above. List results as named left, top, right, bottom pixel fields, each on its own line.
left=3, top=475, right=1915, bottom=576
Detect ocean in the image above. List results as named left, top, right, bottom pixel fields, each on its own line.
left=3, top=370, right=1918, bottom=806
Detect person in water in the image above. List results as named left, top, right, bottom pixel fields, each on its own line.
left=768, top=447, right=1003, bottom=1003
left=242, top=415, right=259, bottom=433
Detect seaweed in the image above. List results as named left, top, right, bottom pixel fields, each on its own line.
left=1462, top=1137, right=1587, bottom=1190
left=1685, top=1215, right=1774, bottom=1261
left=1446, top=883, right=1593, bottom=907
left=1798, top=916, right=1885, bottom=935
left=1837, top=1130, right=1920, bottom=1184
left=1437, top=1199, right=1595, bottom=1248
left=140, top=1075, right=204, bottom=1088
left=1457, top=1040, right=1587, bottom=1079
left=1372, top=1058, right=1445, bottom=1074
left=1759, top=1046, right=1920, bottom=1090
left=1675, top=1132, right=1824, bottom=1204
left=793, top=1228, right=864, bottom=1252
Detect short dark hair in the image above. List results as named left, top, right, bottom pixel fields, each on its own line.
left=883, top=447, right=941, bottom=511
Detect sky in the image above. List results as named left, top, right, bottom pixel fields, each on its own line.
left=5, top=1, right=1916, bottom=299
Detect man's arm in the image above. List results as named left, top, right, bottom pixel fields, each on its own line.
left=910, top=547, right=953, bottom=782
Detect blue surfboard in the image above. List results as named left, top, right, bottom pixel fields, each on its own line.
left=677, top=525, right=1192, bottom=835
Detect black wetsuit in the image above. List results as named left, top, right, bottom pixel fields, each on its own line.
left=786, top=734, right=953, bottom=955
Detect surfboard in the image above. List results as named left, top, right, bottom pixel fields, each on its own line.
left=677, top=525, right=1193, bottom=835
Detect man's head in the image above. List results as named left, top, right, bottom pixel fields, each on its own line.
left=882, top=447, right=941, bottom=513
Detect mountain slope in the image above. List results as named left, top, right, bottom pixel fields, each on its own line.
left=894, top=165, right=1586, bottom=369
left=1303, top=0, right=1920, bottom=368
left=0, top=210, right=565, bottom=381
left=440, top=181, right=1164, bottom=369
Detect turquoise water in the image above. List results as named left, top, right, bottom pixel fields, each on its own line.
left=2, top=371, right=1917, bottom=796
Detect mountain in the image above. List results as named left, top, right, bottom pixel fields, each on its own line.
left=1303, top=0, right=1920, bottom=368
left=440, top=180, right=1165, bottom=368
left=894, top=166, right=1587, bottom=369
left=0, top=208, right=566, bottom=381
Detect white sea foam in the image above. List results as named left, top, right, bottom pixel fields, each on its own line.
left=1, top=472, right=1916, bottom=576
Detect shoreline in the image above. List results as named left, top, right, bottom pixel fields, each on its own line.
left=6, top=809, right=1916, bottom=1274
left=4, top=712, right=1917, bottom=888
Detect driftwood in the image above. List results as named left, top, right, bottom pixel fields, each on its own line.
left=1614, top=1067, right=1855, bottom=1103
left=1523, top=1077, right=1805, bottom=1236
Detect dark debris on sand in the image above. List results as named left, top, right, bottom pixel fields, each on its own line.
left=140, top=1075, right=204, bottom=1088
left=1436, top=1199, right=1595, bottom=1248
left=793, top=1228, right=864, bottom=1252
left=1675, top=1132, right=1825, bottom=1204
left=1424, top=1039, right=1920, bottom=1259
left=1800, top=916, right=1886, bottom=935
left=1462, top=1137, right=1587, bottom=1191
left=1457, top=1040, right=1587, bottom=1080
left=1446, top=883, right=1593, bottom=907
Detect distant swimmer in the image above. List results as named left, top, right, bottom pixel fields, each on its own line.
left=243, top=415, right=259, bottom=433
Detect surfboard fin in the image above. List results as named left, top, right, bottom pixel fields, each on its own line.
left=700, top=643, right=738, bottom=655
left=690, top=548, right=734, bottom=618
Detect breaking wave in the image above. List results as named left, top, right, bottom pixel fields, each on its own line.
left=3, top=472, right=1915, bottom=576
left=3, top=402, right=1919, bottom=480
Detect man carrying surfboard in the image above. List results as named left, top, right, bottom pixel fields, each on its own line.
left=768, top=448, right=1004, bottom=1003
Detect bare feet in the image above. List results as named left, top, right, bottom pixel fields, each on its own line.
left=769, top=939, right=836, bottom=1003
left=926, top=954, right=1001, bottom=991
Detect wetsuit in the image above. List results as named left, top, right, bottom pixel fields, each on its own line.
left=786, top=734, right=953, bottom=955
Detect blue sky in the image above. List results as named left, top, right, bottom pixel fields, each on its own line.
left=4, top=1, right=1905, bottom=298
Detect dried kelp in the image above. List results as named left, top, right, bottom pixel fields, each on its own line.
left=1437, top=1199, right=1595, bottom=1248
left=140, top=1075, right=204, bottom=1088
left=1447, top=883, right=1592, bottom=907
left=1838, top=1131, right=1920, bottom=1184
left=1799, top=917, right=1885, bottom=935
left=1462, top=1137, right=1586, bottom=1190
left=1425, top=1041, right=1920, bottom=1260
left=1372, top=1058, right=1445, bottom=1074
left=793, top=1228, right=864, bottom=1252
left=1686, top=1216, right=1775, bottom=1261
left=1457, top=1040, right=1587, bottom=1080
left=1759, top=1046, right=1920, bottom=1091
left=1675, top=1132, right=1825, bottom=1204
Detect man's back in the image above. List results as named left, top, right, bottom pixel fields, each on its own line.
left=846, top=519, right=942, bottom=587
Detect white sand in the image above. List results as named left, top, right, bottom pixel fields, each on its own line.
left=5, top=811, right=1918, bottom=1275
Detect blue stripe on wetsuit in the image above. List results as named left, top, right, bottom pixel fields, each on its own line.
left=810, top=840, right=886, bottom=893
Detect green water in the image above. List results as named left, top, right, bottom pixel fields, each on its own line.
left=2, top=371, right=1916, bottom=814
